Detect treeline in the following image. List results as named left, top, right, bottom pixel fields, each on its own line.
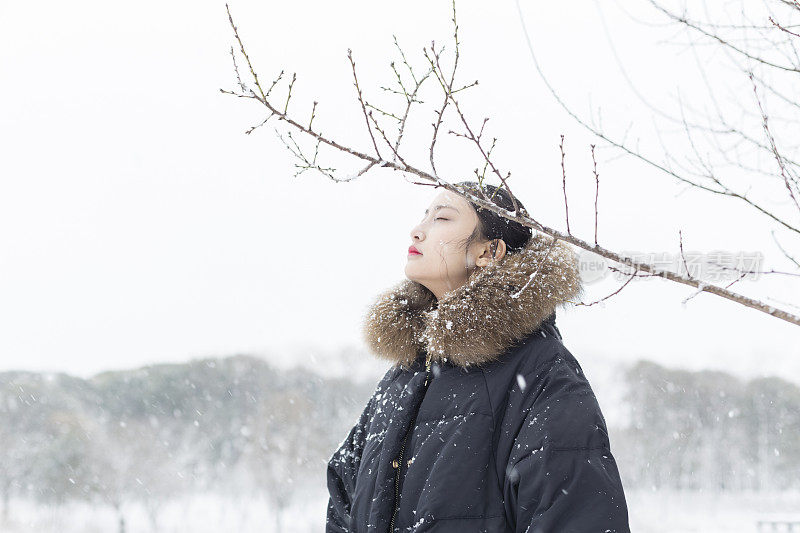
left=614, top=360, right=800, bottom=491
left=0, top=355, right=375, bottom=529
left=1, top=355, right=798, bottom=528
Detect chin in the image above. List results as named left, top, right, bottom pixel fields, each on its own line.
left=404, top=264, right=423, bottom=283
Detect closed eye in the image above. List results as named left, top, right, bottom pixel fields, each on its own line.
left=435, top=217, right=449, bottom=221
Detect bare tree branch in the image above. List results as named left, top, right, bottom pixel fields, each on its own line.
left=749, top=71, right=800, bottom=215
left=348, top=50, right=383, bottom=160
left=514, top=0, right=800, bottom=236
left=221, top=1, right=800, bottom=327
left=591, top=144, right=600, bottom=246
left=646, top=0, right=800, bottom=72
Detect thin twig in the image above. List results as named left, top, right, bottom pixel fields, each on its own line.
left=560, top=135, right=570, bottom=235
left=348, top=49, right=383, bottom=159
left=576, top=269, right=639, bottom=307
left=678, top=230, right=695, bottom=280
left=591, top=144, right=600, bottom=246
left=749, top=71, right=800, bottom=216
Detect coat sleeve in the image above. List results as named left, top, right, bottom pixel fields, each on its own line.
left=326, top=392, right=375, bottom=532
left=327, top=366, right=399, bottom=532
left=500, top=352, right=631, bottom=533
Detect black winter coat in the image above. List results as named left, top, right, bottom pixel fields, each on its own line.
left=326, top=233, right=631, bottom=532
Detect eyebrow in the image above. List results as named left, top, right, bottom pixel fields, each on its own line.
left=424, top=204, right=460, bottom=215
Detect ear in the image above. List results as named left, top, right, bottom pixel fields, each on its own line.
left=475, top=238, right=507, bottom=267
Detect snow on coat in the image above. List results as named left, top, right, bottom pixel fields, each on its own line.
left=327, top=232, right=631, bottom=532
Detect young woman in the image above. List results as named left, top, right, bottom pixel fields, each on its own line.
left=326, top=182, right=630, bottom=532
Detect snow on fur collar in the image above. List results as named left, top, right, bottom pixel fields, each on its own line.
left=361, top=232, right=585, bottom=371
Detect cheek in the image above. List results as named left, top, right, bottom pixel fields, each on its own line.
left=435, top=240, right=466, bottom=266
left=425, top=228, right=465, bottom=259
left=432, top=241, right=453, bottom=257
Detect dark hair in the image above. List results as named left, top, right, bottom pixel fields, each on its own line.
left=455, top=181, right=533, bottom=256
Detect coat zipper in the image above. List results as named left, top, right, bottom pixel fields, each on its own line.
left=388, top=353, right=433, bottom=532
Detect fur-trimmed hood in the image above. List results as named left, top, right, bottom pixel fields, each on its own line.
left=361, top=232, right=585, bottom=371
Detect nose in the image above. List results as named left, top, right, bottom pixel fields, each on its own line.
left=410, top=223, right=424, bottom=242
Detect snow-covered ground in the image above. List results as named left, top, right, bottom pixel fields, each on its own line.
left=626, top=488, right=800, bottom=532
left=2, top=489, right=799, bottom=532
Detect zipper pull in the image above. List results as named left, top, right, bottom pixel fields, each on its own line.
left=424, top=353, right=432, bottom=386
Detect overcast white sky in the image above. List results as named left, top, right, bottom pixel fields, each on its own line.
left=1, top=0, right=798, bottom=386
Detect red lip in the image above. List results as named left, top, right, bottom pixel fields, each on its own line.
left=408, top=245, right=422, bottom=255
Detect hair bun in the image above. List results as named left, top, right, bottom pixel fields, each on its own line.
left=456, top=181, right=532, bottom=252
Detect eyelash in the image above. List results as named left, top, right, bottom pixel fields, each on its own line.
left=435, top=217, right=448, bottom=221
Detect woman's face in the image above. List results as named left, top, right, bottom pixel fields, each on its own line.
left=405, top=190, right=505, bottom=300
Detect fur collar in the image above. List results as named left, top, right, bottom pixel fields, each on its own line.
left=361, top=232, right=585, bottom=371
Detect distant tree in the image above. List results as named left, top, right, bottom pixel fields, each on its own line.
left=744, top=376, right=800, bottom=490
left=0, top=375, right=40, bottom=524
left=621, top=360, right=800, bottom=491
left=34, top=410, right=94, bottom=505
left=241, top=389, right=310, bottom=533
